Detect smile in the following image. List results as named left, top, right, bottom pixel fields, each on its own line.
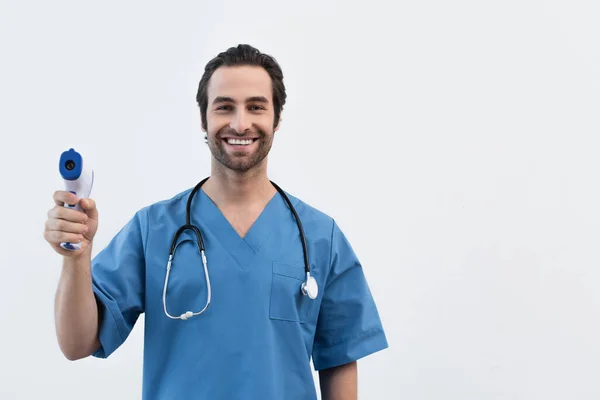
left=224, top=138, right=257, bottom=146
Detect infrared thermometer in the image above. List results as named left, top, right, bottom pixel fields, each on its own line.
left=58, top=148, right=94, bottom=251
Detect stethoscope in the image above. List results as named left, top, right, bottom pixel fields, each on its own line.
left=163, top=177, right=319, bottom=321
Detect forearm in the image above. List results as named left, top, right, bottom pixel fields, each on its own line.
left=319, top=361, right=357, bottom=400
left=54, top=248, right=100, bottom=360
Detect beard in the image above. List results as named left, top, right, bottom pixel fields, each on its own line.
left=207, top=126, right=274, bottom=173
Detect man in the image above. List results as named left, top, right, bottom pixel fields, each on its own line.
left=44, top=44, right=388, bottom=399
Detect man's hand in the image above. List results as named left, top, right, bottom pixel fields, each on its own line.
left=44, top=191, right=99, bottom=257
left=319, top=361, right=357, bottom=400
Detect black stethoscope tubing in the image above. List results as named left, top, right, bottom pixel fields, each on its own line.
left=164, top=177, right=316, bottom=321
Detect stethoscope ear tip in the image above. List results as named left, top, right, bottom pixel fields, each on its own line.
left=180, top=311, right=194, bottom=320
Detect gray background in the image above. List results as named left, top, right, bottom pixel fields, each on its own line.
left=1, top=0, right=599, bottom=398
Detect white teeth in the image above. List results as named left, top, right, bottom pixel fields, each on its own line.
left=227, top=138, right=253, bottom=145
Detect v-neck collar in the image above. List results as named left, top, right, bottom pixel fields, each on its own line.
left=197, top=189, right=282, bottom=270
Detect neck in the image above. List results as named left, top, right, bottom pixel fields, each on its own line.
left=203, top=159, right=275, bottom=207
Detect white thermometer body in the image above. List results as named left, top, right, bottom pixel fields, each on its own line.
left=58, top=148, right=94, bottom=251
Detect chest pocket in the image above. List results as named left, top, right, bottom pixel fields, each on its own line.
left=269, top=262, right=309, bottom=323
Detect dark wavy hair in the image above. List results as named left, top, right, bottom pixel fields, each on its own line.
left=196, top=44, right=287, bottom=131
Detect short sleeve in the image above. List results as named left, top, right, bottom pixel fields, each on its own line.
left=91, top=209, right=146, bottom=359
left=312, top=220, right=388, bottom=370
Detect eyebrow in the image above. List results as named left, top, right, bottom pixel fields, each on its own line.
left=212, top=96, right=270, bottom=104
left=246, top=96, right=269, bottom=103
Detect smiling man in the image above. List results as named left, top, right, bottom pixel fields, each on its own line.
left=199, top=54, right=281, bottom=177
left=46, top=44, right=388, bottom=400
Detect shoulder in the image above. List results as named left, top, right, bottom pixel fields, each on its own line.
left=133, top=187, right=194, bottom=222
left=281, top=190, right=337, bottom=239
left=281, top=190, right=359, bottom=258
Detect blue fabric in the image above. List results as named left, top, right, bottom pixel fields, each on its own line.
left=91, top=187, right=388, bottom=399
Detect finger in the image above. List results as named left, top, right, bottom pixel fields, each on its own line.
left=79, top=198, right=98, bottom=219
left=48, top=206, right=88, bottom=223
left=45, top=219, right=89, bottom=234
left=54, top=190, right=78, bottom=207
left=44, top=230, right=84, bottom=245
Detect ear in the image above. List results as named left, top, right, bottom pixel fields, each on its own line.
left=274, top=115, right=282, bottom=133
left=201, top=115, right=208, bottom=143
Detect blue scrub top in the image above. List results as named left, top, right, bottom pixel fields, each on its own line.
left=91, top=186, right=388, bottom=399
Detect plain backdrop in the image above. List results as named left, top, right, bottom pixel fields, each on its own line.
left=1, top=0, right=599, bottom=399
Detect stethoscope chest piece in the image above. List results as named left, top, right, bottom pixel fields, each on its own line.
left=302, top=274, right=319, bottom=299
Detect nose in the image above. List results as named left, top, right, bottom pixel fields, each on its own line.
left=230, top=110, right=252, bottom=134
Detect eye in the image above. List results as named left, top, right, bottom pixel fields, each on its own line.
left=249, top=105, right=265, bottom=112
left=216, top=105, right=233, bottom=112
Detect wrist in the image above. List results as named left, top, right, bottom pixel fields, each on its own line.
left=64, top=244, right=93, bottom=268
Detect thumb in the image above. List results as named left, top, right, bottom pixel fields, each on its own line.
left=80, top=198, right=99, bottom=219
